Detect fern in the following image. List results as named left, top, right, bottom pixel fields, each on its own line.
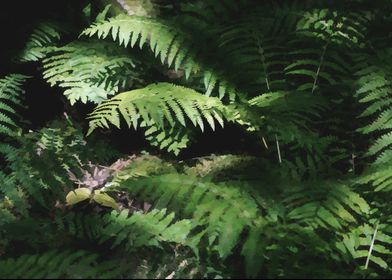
left=113, top=173, right=260, bottom=259
left=100, top=209, right=192, bottom=249
left=42, top=41, right=138, bottom=104
left=112, top=164, right=375, bottom=277
left=55, top=208, right=192, bottom=251
left=0, top=74, right=29, bottom=221
left=0, top=250, right=125, bottom=279
left=4, top=1, right=392, bottom=278
left=142, top=121, right=191, bottom=155
left=87, top=83, right=232, bottom=153
left=216, top=4, right=295, bottom=94
left=353, top=50, right=392, bottom=195
left=18, top=22, right=63, bottom=63
left=0, top=74, right=27, bottom=137
left=284, top=181, right=370, bottom=230
left=81, top=13, right=239, bottom=99
left=337, top=222, right=392, bottom=270
left=285, top=9, right=369, bottom=93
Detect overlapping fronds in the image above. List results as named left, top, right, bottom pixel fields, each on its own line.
left=81, top=14, right=239, bottom=99
left=114, top=173, right=260, bottom=258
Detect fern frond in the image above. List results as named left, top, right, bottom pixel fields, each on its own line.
left=100, top=209, right=192, bottom=249
left=355, top=164, right=392, bottom=192
left=354, top=51, right=392, bottom=165
left=0, top=74, right=27, bottom=136
left=56, top=208, right=192, bottom=251
left=285, top=45, right=350, bottom=93
left=42, top=41, right=137, bottom=104
left=284, top=181, right=370, bottom=230
left=87, top=83, right=232, bottom=153
left=18, top=22, right=63, bottom=62
left=82, top=14, right=239, bottom=99
left=337, top=223, right=392, bottom=269
left=296, top=9, right=369, bottom=47
left=114, top=173, right=260, bottom=258
left=142, top=121, right=191, bottom=155
left=247, top=90, right=334, bottom=160
left=218, top=9, right=290, bottom=94
left=0, top=250, right=125, bottom=279
left=284, top=9, right=368, bottom=93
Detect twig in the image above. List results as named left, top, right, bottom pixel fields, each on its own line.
left=275, top=134, right=281, bottom=163
left=365, top=222, right=379, bottom=270
left=262, top=136, right=269, bottom=149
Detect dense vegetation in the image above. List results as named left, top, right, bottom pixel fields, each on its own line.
left=2, top=0, right=392, bottom=278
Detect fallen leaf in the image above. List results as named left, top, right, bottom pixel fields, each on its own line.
left=66, top=188, right=92, bottom=206
left=93, top=190, right=119, bottom=210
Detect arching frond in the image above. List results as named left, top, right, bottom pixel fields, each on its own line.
left=87, top=83, right=233, bottom=153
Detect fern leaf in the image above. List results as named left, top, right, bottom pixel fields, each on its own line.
left=115, top=173, right=260, bottom=259
left=0, top=250, right=124, bottom=279
left=42, top=41, right=137, bottom=105
left=87, top=83, right=232, bottom=153
left=18, top=22, right=63, bottom=62
left=0, top=74, right=28, bottom=137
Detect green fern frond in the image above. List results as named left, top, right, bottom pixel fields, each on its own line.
left=354, top=51, right=392, bottom=165
left=18, top=22, right=63, bottom=62
left=100, top=209, right=192, bottom=250
left=82, top=14, right=238, bottom=99
left=219, top=19, right=287, bottom=93
left=0, top=74, right=27, bottom=136
left=0, top=250, right=125, bottom=279
left=284, top=181, right=370, bottom=230
left=337, top=223, right=392, bottom=269
left=283, top=9, right=368, bottom=93
left=355, top=164, right=392, bottom=192
left=42, top=41, right=137, bottom=104
left=56, top=208, right=192, bottom=251
left=142, top=121, right=191, bottom=155
left=114, top=173, right=260, bottom=259
left=285, top=46, right=350, bottom=93
left=247, top=90, right=334, bottom=162
left=297, top=9, right=369, bottom=47
left=87, top=83, right=232, bottom=153
left=242, top=222, right=336, bottom=278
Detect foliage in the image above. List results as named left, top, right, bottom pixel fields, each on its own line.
left=3, top=0, right=392, bottom=279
